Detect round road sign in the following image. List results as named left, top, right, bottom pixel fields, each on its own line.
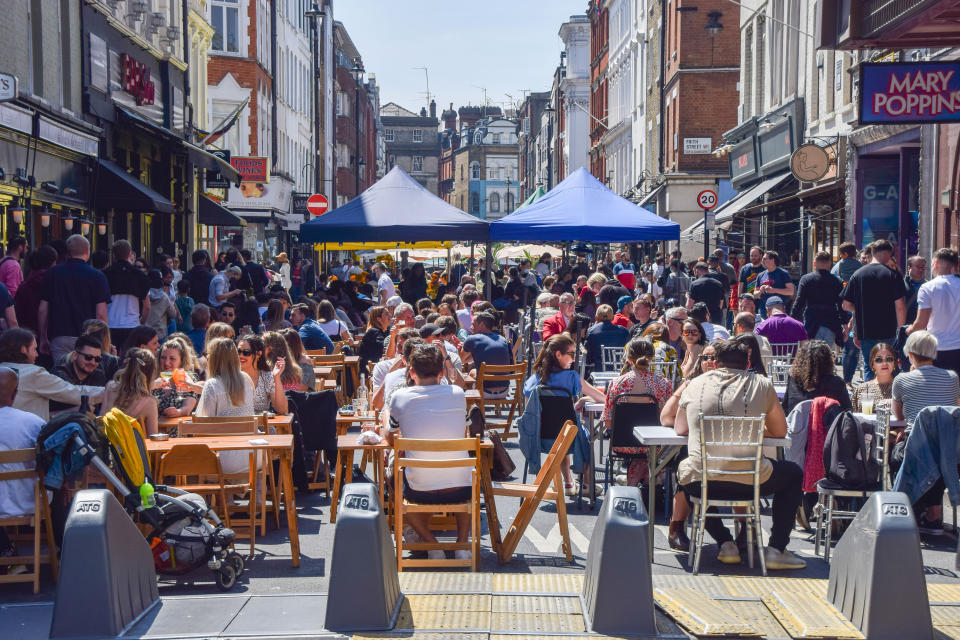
left=307, top=194, right=329, bottom=216
left=697, top=189, right=718, bottom=210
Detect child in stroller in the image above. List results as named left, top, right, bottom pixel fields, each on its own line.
left=36, top=408, right=245, bottom=590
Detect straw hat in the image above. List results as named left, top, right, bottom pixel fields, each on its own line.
left=275, top=252, right=289, bottom=263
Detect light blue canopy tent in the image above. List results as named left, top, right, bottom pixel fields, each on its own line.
left=489, top=167, right=680, bottom=243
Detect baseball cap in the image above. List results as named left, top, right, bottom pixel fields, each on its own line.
left=418, top=323, right=444, bottom=339
left=617, top=295, right=633, bottom=313
left=765, top=295, right=784, bottom=308
left=386, top=295, right=403, bottom=308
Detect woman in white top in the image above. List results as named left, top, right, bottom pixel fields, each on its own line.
left=195, top=338, right=256, bottom=476
left=0, top=328, right=105, bottom=421
left=99, top=348, right=160, bottom=436
left=237, top=334, right=287, bottom=414
left=276, top=253, right=292, bottom=291
left=317, top=300, right=351, bottom=343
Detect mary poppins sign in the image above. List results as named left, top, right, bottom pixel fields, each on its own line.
left=860, top=62, right=960, bottom=123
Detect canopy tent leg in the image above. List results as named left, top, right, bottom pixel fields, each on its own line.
left=484, top=241, right=493, bottom=301
left=469, top=242, right=475, bottom=280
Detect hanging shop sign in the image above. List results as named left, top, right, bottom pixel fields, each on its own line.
left=230, top=156, right=270, bottom=183
left=292, top=192, right=310, bottom=216
left=120, top=54, right=155, bottom=106
left=790, top=143, right=830, bottom=182
left=0, top=73, right=17, bottom=102
left=206, top=149, right=231, bottom=189
left=860, top=62, right=960, bottom=124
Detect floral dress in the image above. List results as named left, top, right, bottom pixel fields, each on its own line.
left=602, top=370, right=673, bottom=454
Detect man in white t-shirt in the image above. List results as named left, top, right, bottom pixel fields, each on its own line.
left=373, top=262, right=396, bottom=304
left=909, top=247, right=960, bottom=378
left=385, top=343, right=470, bottom=559
left=0, top=367, right=47, bottom=526
left=371, top=328, right=420, bottom=389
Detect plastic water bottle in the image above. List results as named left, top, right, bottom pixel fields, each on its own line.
left=139, top=482, right=157, bottom=508
left=355, top=374, right=369, bottom=415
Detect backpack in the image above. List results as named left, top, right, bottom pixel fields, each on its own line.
left=822, top=410, right=881, bottom=490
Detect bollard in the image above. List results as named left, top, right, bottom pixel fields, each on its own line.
left=324, top=483, right=402, bottom=632
left=582, top=485, right=657, bottom=636
left=827, top=491, right=933, bottom=640
left=49, top=489, right=158, bottom=639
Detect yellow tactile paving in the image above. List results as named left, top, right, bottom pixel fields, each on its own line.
left=489, top=612, right=587, bottom=633
left=654, top=587, right=760, bottom=637
left=934, top=625, right=960, bottom=640
left=489, top=637, right=630, bottom=640
left=404, top=594, right=492, bottom=612
left=721, top=600, right=792, bottom=640
left=931, top=606, right=960, bottom=626
left=492, top=573, right=583, bottom=593
left=393, top=608, right=491, bottom=630
left=720, top=576, right=828, bottom=599
left=930, top=584, right=960, bottom=603
left=351, top=635, right=486, bottom=640
left=398, top=572, right=493, bottom=593
left=490, top=595, right=582, bottom=615
left=762, top=591, right=863, bottom=639
left=654, top=574, right=734, bottom=598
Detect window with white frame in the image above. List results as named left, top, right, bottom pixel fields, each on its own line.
left=413, top=128, right=423, bottom=142
left=384, top=129, right=395, bottom=142
left=470, top=162, right=480, bottom=180
left=492, top=133, right=501, bottom=144
left=211, top=0, right=240, bottom=53
left=489, top=192, right=500, bottom=212
left=412, top=155, right=423, bottom=172
left=470, top=192, right=479, bottom=213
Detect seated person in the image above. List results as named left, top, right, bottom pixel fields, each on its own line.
left=688, top=302, right=730, bottom=342
left=462, top=311, right=512, bottom=397
left=384, top=343, right=471, bottom=560
left=0, top=366, right=48, bottom=564
left=674, top=339, right=805, bottom=569
left=374, top=337, right=425, bottom=415
left=893, top=330, right=960, bottom=429
left=186, top=303, right=211, bottom=358
left=290, top=303, right=335, bottom=354
left=543, top=293, right=577, bottom=339
left=51, top=335, right=108, bottom=413
left=733, top=311, right=772, bottom=358
left=99, top=348, right=160, bottom=436
left=611, top=296, right=634, bottom=330
left=433, top=316, right=465, bottom=370
left=851, top=342, right=897, bottom=413
left=781, top=340, right=851, bottom=416
left=584, top=304, right=630, bottom=374
left=755, top=296, right=807, bottom=346
left=371, top=328, right=420, bottom=390
left=420, top=324, right=464, bottom=387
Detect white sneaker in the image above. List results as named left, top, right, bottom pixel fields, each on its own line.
left=717, top=541, right=741, bottom=564
left=402, top=525, right=422, bottom=543
left=564, top=481, right=579, bottom=496
left=764, top=546, right=806, bottom=570
left=427, top=550, right=445, bottom=560
left=454, top=550, right=472, bottom=560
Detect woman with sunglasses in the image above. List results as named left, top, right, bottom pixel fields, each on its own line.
left=237, top=334, right=287, bottom=414
left=522, top=333, right=607, bottom=496
left=679, top=318, right=707, bottom=380
left=659, top=340, right=721, bottom=550
left=851, top=343, right=897, bottom=413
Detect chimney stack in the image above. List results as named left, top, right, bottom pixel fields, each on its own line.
left=429, top=100, right=437, bottom=119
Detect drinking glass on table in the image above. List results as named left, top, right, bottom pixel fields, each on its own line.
left=861, top=392, right=875, bottom=415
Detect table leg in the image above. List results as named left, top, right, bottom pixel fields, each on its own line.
left=278, top=450, right=300, bottom=568
left=478, top=448, right=502, bottom=556
left=648, top=445, right=658, bottom=558
left=376, top=450, right=385, bottom=512
left=329, top=449, right=355, bottom=524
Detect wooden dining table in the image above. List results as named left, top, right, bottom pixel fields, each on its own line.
left=327, top=433, right=503, bottom=556
left=145, top=433, right=302, bottom=567
left=157, top=414, right=294, bottom=434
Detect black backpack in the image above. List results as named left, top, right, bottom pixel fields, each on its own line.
left=822, top=410, right=881, bottom=490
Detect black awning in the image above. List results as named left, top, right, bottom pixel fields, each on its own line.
left=199, top=196, right=246, bottom=227
left=95, top=159, right=176, bottom=214
left=183, top=142, right=242, bottom=186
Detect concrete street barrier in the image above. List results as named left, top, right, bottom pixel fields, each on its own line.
left=582, top=485, right=657, bottom=636
left=827, top=491, right=933, bottom=640
left=324, top=483, right=402, bottom=631
left=49, top=489, right=159, bottom=639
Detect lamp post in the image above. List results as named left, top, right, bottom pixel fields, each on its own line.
left=352, top=59, right=364, bottom=196
left=505, top=177, right=512, bottom=213
left=543, top=105, right=555, bottom=190
left=304, top=2, right=326, bottom=195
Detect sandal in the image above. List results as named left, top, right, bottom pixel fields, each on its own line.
left=563, top=481, right=579, bottom=496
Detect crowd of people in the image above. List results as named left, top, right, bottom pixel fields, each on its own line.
left=3, top=233, right=960, bottom=574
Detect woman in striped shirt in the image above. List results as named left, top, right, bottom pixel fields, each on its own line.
left=893, top=330, right=960, bottom=429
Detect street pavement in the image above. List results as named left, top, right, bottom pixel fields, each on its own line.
left=4, top=431, right=959, bottom=602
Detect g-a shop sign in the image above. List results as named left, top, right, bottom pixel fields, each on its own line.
left=121, top=54, right=155, bottom=106
left=230, top=156, right=270, bottom=183
left=860, top=62, right=960, bottom=123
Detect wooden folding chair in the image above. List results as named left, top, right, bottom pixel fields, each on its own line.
left=180, top=418, right=278, bottom=540
left=0, top=449, right=58, bottom=594
left=393, top=437, right=482, bottom=571
left=156, top=442, right=242, bottom=528
left=310, top=354, right=347, bottom=403
left=476, top=362, right=526, bottom=439
left=493, top=421, right=578, bottom=564
left=305, top=349, right=328, bottom=357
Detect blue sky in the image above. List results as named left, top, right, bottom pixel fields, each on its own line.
left=332, top=0, right=587, bottom=116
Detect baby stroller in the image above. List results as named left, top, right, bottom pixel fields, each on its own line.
left=35, top=409, right=244, bottom=590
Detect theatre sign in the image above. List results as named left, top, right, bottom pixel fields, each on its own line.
left=860, top=62, right=960, bottom=124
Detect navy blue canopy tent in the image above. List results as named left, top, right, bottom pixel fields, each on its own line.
left=299, top=166, right=489, bottom=243
left=489, top=167, right=680, bottom=243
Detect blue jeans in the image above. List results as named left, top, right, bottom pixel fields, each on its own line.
left=842, top=339, right=860, bottom=384
left=860, top=337, right=896, bottom=382
left=813, top=326, right=836, bottom=345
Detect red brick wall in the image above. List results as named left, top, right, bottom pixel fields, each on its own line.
left=674, top=71, right=740, bottom=172
left=589, top=1, right=608, bottom=181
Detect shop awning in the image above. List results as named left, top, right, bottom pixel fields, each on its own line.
left=183, top=142, right=242, bottom=186
left=715, top=173, right=794, bottom=224
left=315, top=241, right=450, bottom=251
left=95, top=159, right=176, bottom=214
left=116, top=106, right=181, bottom=142
left=636, top=183, right=664, bottom=212
left=198, top=196, right=246, bottom=227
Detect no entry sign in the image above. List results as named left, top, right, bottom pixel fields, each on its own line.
left=307, top=194, right=329, bottom=216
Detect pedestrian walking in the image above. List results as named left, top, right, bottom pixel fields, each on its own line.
left=791, top=251, right=844, bottom=345
left=908, top=248, right=960, bottom=379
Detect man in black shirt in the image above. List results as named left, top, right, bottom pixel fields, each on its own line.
left=688, top=262, right=725, bottom=326
left=51, top=335, right=108, bottom=413
left=186, top=250, right=215, bottom=307
left=841, top=239, right=907, bottom=380
left=706, top=254, right=732, bottom=324
left=791, top=251, right=844, bottom=346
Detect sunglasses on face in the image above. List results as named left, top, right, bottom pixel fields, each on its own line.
left=700, top=354, right=716, bottom=361
left=874, top=356, right=896, bottom=364
left=79, top=352, right=102, bottom=363
left=682, top=329, right=699, bottom=336
left=237, top=349, right=254, bottom=357
left=563, top=350, right=577, bottom=356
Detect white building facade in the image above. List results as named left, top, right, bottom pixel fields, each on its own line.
left=558, top=15, right=591, bottom=176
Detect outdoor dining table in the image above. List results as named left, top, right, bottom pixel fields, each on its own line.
left=632, top=425, right=791, bottom=557
left=327, top=433, right=503, bottom=556
left=157, top=413, right=294, bottom=434
left=144, top=433, right=302, bottom=567
left=336, top=411, right=379, bottom=435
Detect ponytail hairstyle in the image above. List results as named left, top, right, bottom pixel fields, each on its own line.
left=622, top=337, right=655, bottom=375
left=533, top=333, right=576, bottom=384
left=113, top=348, right=157, bottom=410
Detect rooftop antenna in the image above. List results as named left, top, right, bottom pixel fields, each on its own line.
left=413, top=66, right=431, bottom=108
left=472, top=85, right=488, bottom=118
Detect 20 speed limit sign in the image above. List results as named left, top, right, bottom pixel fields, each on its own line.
left=697, top=189, right=718, bottom=209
